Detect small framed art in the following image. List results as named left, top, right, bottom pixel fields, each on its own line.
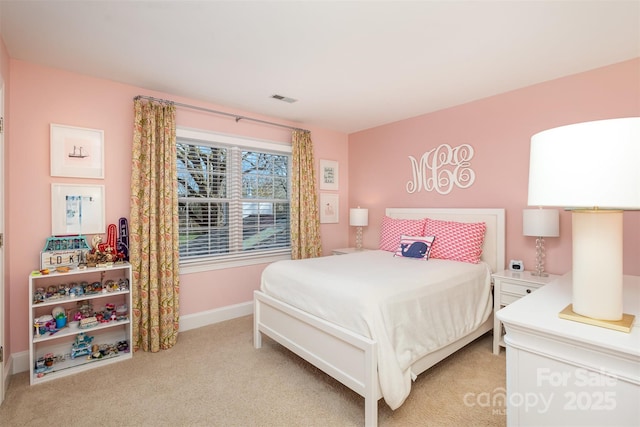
left=319, top=159, right=339, bottom=191
left=50, top=123, right=105, bottom=179
left=51, top=184, right=105, bottom=235
left=320, top=192, right=339, bottom=224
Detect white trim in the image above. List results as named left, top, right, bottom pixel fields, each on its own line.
left=11, top=351, right=27, bottom=375
left=177, top=126, right=291, bottom=153
left=179, top=301, right=253, bottom=332
left=180, top=252, right=290, bottom=274
left=2, top=355, right=10, bottom=396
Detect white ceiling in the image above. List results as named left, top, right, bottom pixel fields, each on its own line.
left=1, top=1, right=639, bottom=133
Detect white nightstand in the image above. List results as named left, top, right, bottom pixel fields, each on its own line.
left=492, top=269, right=559, bottom=354
left=332, top=247, right=369, bottom=255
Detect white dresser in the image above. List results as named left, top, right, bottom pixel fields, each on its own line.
left=496, top=273, right=640, bottom=426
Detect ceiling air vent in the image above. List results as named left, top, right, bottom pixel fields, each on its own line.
left=271, top=94, right=298, bottom=104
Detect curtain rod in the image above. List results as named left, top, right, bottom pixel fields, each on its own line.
left=134, top=95, right=309, bottom=133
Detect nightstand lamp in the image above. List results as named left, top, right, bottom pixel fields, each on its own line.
left=522, top=208, right=559, bottom=277
left=528, top=117, right=639, bottom=332
left=349, top=207, right=368, bottom=251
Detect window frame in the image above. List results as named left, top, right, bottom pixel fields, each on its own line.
left=176, top=127, right=292, bottom=274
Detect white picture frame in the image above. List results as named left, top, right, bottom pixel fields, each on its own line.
left=320, top=192, right=339, bottom=224
left=319, top=159, right=339, bottom=191
left=50, top=123, right=105, bottom=179
left=51, top=184, right=105, bottom=235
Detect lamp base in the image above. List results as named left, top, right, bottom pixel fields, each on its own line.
left=355, top=226, right=363, bottom=251
left=559, top=304, right=635, bottom=333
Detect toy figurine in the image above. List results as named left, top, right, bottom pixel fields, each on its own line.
left=79, top=316, right=98, bottom=329
left=71, top=333, right=94, bottom=359
left=116, top=340, right=129, bottom=352
left=35, top=357, right=46, bottom=373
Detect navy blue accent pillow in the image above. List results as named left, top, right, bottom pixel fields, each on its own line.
left=394, top=235, right=435, bottom=260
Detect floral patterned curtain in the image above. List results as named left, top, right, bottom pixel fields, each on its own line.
left=130, top=98, right=180, bottom=352
left=291, top=130, right=322, bottom=259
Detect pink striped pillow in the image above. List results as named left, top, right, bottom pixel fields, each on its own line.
left=379, top=216, right=426, bottom=252
left=394, top=235, right=436, bottom=260
left=424, top=218, right=486, bottom=264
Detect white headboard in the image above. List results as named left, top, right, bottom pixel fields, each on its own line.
left=385, top=208, right=505, bottom=273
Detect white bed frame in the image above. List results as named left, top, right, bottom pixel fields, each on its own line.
left=254, top=208, right=505, bottom=426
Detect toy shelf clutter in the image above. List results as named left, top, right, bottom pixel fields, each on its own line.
left=28, top=263, right=132, bottom=385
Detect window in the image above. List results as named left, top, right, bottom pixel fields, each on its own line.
left=176, top=128, right=291, bottom=271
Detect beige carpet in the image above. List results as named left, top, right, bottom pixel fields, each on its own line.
left=0, top=316, right=506, bottom=426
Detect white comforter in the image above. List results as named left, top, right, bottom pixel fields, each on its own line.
left=260, top=250, right=492, bottom=409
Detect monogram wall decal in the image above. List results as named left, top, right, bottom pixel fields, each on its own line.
left=406, top=143, right=475, bottom=194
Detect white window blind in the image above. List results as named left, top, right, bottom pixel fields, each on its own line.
left=176, top=128, right=291, bottom=267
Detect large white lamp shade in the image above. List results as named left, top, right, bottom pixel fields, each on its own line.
left=528, top=117, right=640, bottom=323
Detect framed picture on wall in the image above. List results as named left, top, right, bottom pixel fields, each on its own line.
left=320, top=192, right=339, bottom=224
left=319, top=159, right=339, bottom=191
left=50, top=123, right=105, bottom=179
left=51, top=184, right=105, bottom=235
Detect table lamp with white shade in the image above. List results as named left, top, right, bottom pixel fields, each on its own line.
left=349, top=207, right=368, bottom=251
left=523, top=208, right=559, bottom=277
left=528, top=117, right=639, bottom=332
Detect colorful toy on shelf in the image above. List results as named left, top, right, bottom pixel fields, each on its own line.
left=40, top=235, right=91, bottom=271
left=34, top=357, right=46, bottom=373
left=54, top=311, right=67, bottom=329
left=34, top=314, right=55, bottom=336
left=33, top=288, right=46, bottom=304
left=79, top=316, right=98, bottom=329
left=116, top=305, right=128, bottom=321
left=117, top=217, right=129, bottom=261
left=44, top=353, right=54, bottom=367
left=85, top=224, right=128, bottom=266
left=71, top=333, right=94, bottom=359
left=117, top=340, right=129, bottom=352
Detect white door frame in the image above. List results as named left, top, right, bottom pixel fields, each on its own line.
left=0, top=80, right=6, bottom=405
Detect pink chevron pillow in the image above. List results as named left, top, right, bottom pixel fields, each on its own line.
left=379, top=216, right=426, bottom=252
left=424, top=218, right=486, bottom=264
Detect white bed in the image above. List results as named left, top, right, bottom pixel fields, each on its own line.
left=253, top=208, right=505, bottom=426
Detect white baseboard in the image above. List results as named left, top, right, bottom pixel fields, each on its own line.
left=178, top=301, right=253, bottom=332
left=11, top=351, right=27, bottom=375
left=11, top=301, right=254, bottom=374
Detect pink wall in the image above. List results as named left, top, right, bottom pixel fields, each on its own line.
left=348, top=58, right=640, bottom=278
left=6, top=60, right=349, bottom=354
